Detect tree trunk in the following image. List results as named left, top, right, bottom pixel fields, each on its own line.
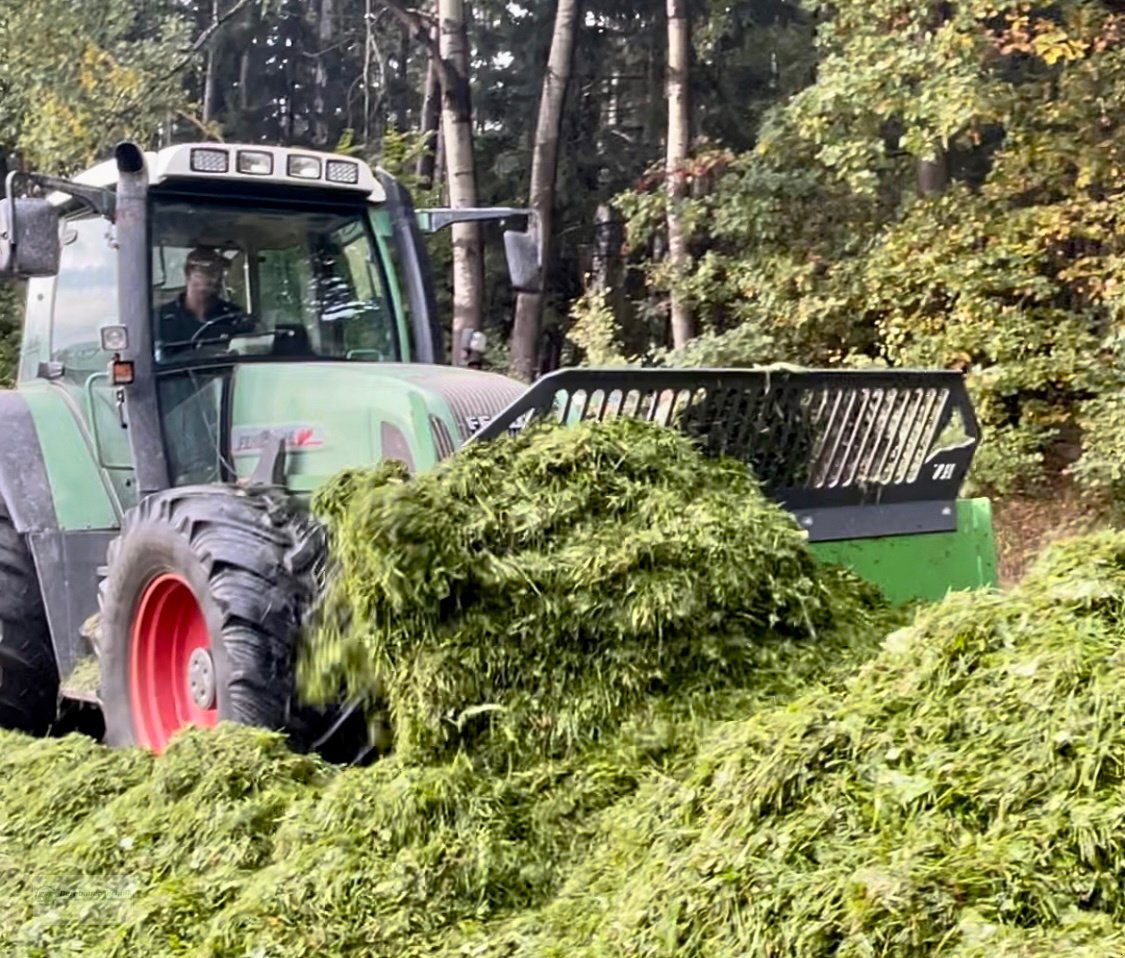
left=202, top=0, right=221, bottom=125
left=665, top=0, right=694, bottom=349
left=415, top=28, right=441, bottom=190
left=916, top=145, right=949, bottom=197
left=438, top=0, right=483, bottom=364
left=509, top=0, right=582, bottom=382
left=313, top=0, right=336, bottom=147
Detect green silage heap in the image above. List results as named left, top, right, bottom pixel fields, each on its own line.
left=5, top=422, right=1125, bottom=955
left=298, top=418, right=884, bottom=766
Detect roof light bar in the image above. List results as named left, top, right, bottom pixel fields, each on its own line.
left=190, top=148, right=229, bottom=173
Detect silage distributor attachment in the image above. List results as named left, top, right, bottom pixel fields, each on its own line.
left=470, top=367, right=980, bottom=543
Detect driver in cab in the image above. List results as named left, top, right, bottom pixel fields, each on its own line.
left=156, top=246, right=252, bottom=356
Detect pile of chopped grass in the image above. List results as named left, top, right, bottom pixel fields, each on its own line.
left=0, top=417, right=887, bottom=956
left=299, top=417, right=884, bottom=766
left=10, top=530, right=1125, bottom=954
left=463, top=530, right=1125, bottom=956
left=16, top=423, right=1125, bottom=954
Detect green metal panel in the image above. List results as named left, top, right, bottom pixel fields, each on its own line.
left=17, top=382, right=120, bottom=530
left=809, top=498, right=998, bottom=605
left=227, top=363, right=448, bottom=493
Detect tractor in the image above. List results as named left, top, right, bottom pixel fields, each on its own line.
left=0, top=141, right=998, bottom=759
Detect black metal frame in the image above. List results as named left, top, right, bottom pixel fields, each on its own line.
left=469, top=367, right=981, bottom=542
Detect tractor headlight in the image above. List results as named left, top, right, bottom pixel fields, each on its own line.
left=325, top=160, right=360, bottom=185
left=190, top=148, right=230, bottom=174
left=100, top=324, right=129, bottom=352
left=287, top=155, right=322, bottom=180
left=237, top=150, right=274, bottom=175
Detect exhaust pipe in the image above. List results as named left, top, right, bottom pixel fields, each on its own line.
left=115, top=141, right=170, bottom=497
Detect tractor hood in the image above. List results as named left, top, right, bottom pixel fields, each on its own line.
left=222, top=362, right=527, bottom=492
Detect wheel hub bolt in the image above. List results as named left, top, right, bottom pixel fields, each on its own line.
left=187, top=648, right=216, bottom=710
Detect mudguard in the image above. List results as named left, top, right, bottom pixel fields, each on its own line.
left=0, top=387, right=117, bottom=680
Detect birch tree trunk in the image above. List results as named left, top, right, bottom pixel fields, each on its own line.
left=665, top=0, right=694, bottom=349
left=438, top=0, right=483, bottom=363
left=313, top=0, right=336, bottom=147
left=415, top=27, right=441, bottom=190
left=509, top=0, right=581, bottom=382
left=202, top=0, right=221, bottom=124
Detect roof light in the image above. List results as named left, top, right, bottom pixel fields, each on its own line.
left=287, top=155, right=321, bottom=180
left=326, top=159, right=360, bottom=185
left=190, top=148, right=230, bottom=173
left=237, top=150, right=273, bottom=175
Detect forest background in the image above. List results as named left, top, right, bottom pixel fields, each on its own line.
left=2, top=0, right=1125, bottom=560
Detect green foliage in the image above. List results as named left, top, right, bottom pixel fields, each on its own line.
left=611, top=0, right=1125, bottom=495
left=300, top=418, right=883, bottom=768
left=566, top=289, right=632, bottom=365
left=0, top=0, right=191, bottom=173
left=0, top=287, right=22, bottom=389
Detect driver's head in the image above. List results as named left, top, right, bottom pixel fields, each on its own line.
left=183, top=246, right=228, bottom=303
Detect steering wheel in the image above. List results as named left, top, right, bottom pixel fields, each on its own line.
left=190, top=313, right=259, bottom=345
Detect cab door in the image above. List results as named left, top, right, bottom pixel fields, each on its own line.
left=48, top=212, right=137, bottom=510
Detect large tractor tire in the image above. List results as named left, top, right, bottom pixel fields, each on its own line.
left=97, top=486, right=356, bottom=756
left=0, top=500, right=58, bottom=735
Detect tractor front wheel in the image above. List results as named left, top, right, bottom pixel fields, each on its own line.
left=97, top=486, right=327, bottom=754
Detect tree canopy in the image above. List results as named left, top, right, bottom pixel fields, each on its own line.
left=0, top=0, right=1122, bottom=491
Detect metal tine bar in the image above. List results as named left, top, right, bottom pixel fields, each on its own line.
left=558, top=389, right=576, bottom=425
left=859, top=384, right=895, bottom=483
left=594, top=388, right=611, bottom=421
left=836, top=388, right=872, bottom=487
left=759, top=390, right=793, bottom=485
left=675, top=389, right=696, bottom=431
left=683, top=386, right=707, bottom=443
left=886, top=388, right=924, bottom=484
left=905, top=388, right=949, bottom=481
left=892, top=389, right=930, bottom=484
left=824, top=389, right=859, bottom=488
left=645, top=389, right=663, bottom=422
left=771, top=387, right=805, bottom=484
left=899, top=389, right=937, bottom=482
left=850, top=384, right=886, bottom=483
left=747, top=386, right=775, bottom=475
left=810, top=389, right=845, bottom=487
left=800, top=389, right=831, bottom=489
left=780, top=388, right=809, bottom=484
left=871, top=388, right=905, bottom=483
left=731, top=388, right=765, bottom=468
left=843, top=388, right=879, bottom=486
left=708, top=386, right=739, bottom=455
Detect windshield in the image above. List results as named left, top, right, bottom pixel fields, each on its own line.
left=150, top=197, right=401, bottom=366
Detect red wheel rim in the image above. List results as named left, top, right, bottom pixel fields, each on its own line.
left=129, top=573, right=218, bottom=752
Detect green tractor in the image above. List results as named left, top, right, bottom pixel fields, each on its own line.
left=0, top=140, right=998, bottom=759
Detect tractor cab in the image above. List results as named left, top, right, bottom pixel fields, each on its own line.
left=6, top=143, right=535, bottom=505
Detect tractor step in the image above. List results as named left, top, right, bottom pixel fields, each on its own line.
left=59, top=654, right=101, bottom=704
left=470, top=366, right=980, bottom=543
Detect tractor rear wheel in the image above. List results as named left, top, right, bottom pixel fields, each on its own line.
left=97, top=486, right=351, bottom=755
left=0, top=500, right=58, bottom=734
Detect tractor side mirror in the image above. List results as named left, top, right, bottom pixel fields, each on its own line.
left=0, top=178, right=61, bottom=280
left=504, top=229, right=541, bottom=292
